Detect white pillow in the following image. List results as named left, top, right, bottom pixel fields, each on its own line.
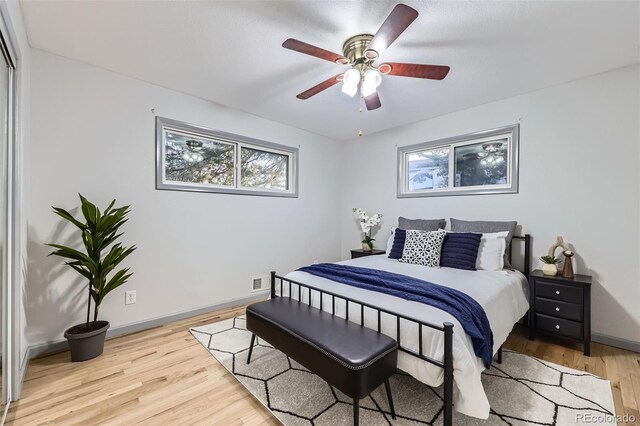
left=476, top=231, right=508, bottom=271
left=386, top=227, right=397, bottom=254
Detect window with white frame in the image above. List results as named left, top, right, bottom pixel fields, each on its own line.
left=156, top=117, right=298, bottom=197
left=397, top=125, right=519, bottom=198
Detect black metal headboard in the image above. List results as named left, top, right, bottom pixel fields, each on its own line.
left=510, top=234, right=532, bottom=276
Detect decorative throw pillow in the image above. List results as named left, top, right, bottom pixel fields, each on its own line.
left=386, top=228, right=396, bottom=254
left=399, top=229, right=447, bottom=267
left=440, top=232, right=482, bottom=271
left=398, top=217, right=446, bottom=231
left=450, top=218, right=517, bottom=268
left=388, top=228, right=407, bottom=259
left=476, top=231, right=509, bottom=271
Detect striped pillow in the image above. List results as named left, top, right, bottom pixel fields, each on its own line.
left=440, top=232, right=482, bottom=271
left=388, top=228, right=407, bottom=259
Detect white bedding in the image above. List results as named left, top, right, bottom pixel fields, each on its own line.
left=283, top=256, right=529, bottom=419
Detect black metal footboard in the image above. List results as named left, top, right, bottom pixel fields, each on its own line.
left=270, top=272, right=455, bottom=426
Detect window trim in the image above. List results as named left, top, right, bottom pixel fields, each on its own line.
left=397, top=124, right=519, bottom=198
left=156, top=117, right=298, bottom=198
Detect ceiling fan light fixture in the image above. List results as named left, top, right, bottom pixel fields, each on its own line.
left=361, top=69, right=382, bottom=97
left=364, top=69, right=382, bottom=87
left=343, top=68, right=361, bottom=86
left=341, top=81, right=358, bottom=97
left=361, top=81, right=376, bottom=97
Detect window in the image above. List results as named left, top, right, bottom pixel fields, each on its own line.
left=156, top=117, right=298, bottom=197
left=398, top=125, right=519, bottom=198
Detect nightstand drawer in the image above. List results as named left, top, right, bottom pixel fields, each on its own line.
left=535, top=297, right=583, bottom=322
left=536, top=281, right=583, bottom=303
left=536, top=313, right=583, bottom=340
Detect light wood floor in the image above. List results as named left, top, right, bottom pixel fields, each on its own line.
left=6, top=305, right=640, bottom=425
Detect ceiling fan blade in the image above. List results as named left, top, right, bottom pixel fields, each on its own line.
left=364, top=4, right=418, bottom=61
left=283, top=39, right=348, bottom=64
left=364, top=92, right=382, bottom=110
left=382, top=62, right=450, bottom=80
left=296, top=74, right=344, bottom=100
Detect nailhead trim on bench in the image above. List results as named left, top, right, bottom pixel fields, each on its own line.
left=248, top=308, right=399, bottom=371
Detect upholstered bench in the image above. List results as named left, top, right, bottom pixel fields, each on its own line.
left=246, top=297, right=398, bottom=425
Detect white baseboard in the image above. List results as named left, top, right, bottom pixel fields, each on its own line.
left=14, top=292, right=268, bottom=400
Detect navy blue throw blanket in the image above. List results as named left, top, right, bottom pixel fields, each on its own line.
left=297, top=263, right=494, bottom=368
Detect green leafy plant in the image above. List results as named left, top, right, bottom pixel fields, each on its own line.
left=540, top=255, right=561, bottom=265
left=361, top=235, right=375, bottom=250
left=48, top=194, right=136, bottom=331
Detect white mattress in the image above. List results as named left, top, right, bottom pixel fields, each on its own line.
left=283, top=256, right=529, bottom=419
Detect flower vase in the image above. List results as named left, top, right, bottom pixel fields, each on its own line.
left=542, top=263, right=558, bottom=276
left=362, top=243, right=373, bottom=252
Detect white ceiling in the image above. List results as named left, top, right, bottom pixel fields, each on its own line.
left=20, top=1, right=640, bottom=140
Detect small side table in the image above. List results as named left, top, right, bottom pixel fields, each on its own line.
left=350, top=249, right=386, bottom=259
left=528, top=269, right=592, bottom=356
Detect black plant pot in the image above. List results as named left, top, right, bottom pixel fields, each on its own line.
left=64, top=321, right=110, bottom=362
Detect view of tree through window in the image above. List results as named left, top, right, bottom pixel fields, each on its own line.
left=158, top=120, right=297, bottom=197
left=241, top=147, right=289, bottom=190
left=454, top=140, right=508, bottom=187
left=407, top=148, right=449, bottom=191
left=398, top=125, right=518, bottom=197
left=164, top=131, right=235, bottom=186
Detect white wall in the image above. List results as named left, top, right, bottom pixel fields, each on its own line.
left=27, top=49, right=343, bottom=347
left=26, top=48, right=640, bottom=349
left=341, top=65, right=640, bottom=346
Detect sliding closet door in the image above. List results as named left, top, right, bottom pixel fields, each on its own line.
left=0, top=33, right=9, bottom=407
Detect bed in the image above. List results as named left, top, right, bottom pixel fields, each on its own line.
left=270, top=234, right=531, bottom=425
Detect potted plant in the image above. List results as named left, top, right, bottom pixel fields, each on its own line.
left=540, top=255, right=561, bottom=276
left=48, top=194, right=136, bottom=362
left=352, top=208, right=383, bottom=251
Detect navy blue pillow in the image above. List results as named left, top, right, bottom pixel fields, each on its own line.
left=440, top=233, right=482, bottom=271
left=388, top=229, right=406, bottom=259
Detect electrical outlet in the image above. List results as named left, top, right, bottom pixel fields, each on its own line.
left=125, top=290, right=137, bottom=305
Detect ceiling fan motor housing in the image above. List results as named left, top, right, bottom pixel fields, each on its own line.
left=342, top=34, right=375, bottom=65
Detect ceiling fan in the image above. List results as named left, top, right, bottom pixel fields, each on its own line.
left=282, top=3, right=450, bottom=111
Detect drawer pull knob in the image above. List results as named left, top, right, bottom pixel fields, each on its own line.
left=555, top=290, right=560, bottom=295
left=555, top=307, right=560, bottom=311
left=555, top=325, right=560, bottom=329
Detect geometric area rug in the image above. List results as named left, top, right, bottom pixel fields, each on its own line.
left=190, top=316, right=616, bottom=426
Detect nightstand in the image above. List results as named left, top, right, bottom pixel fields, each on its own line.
left=350, top=249, right=386, bottom=259
left=529, top=269, right=592, bottom=356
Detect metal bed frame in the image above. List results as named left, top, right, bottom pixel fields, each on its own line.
left=270, top=234, right=531, bottom=426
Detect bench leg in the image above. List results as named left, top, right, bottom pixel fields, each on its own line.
left=384, top=379, right=396, bottom=420
left=353, top=397, right=359, bottom=426
left=246, top=334, right=256, bottom=364
left=497, top=346, right=503, bottom=364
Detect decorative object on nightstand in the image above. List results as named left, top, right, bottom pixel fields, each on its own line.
left=547, top=236, right=576, bottom=279
left=352, top=208, right=382, bottom=251
left=351, top=249, right=386, bottom=259
left=540, top=255, right=560, bottom=276
left=529, top=270, right=592, bottom=356
left=561, top=250, right=575, bottom=279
